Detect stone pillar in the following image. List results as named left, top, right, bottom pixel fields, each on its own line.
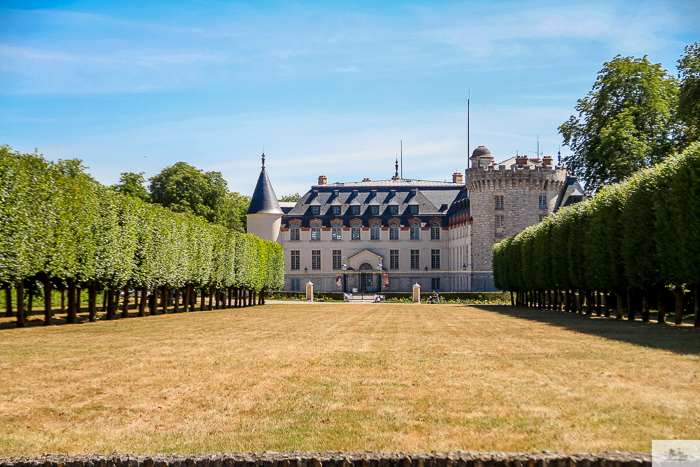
left=306, top=282, right=314, bottom=302
left=413, top=283, right=421, bottom=303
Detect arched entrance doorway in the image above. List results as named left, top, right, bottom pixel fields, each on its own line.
left=359, top=262, right=375, bottom=293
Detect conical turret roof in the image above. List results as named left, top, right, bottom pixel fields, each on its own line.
left=247, top=154, right=283, bottom=215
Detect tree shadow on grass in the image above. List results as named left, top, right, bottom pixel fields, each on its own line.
left=470, top=304, right=700, bottom=356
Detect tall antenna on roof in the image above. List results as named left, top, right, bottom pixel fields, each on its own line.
left=467, top=91, right=470, bottom=169
left=400, top=140, right=403, bottom=179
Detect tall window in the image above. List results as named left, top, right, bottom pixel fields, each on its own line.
left=311, top=206, right=320, bottom=215
left=410, top=222, right=420, bottom=240
left=389, top=224, right=399, bottom=240
left=333, top=206, right=341, bottom=215
left=431, top=249, right=441, bottom=269
left=410, top=205, right=418, bottom=215
left=332, top=225, right=342, bottom=241
left=370, top=206, right=379, bottom=216
left=370, top=222, right=380, bottom=240
left=411, top=250, right=420, bottom=269
left=390, top=250, right=399, bottom=269
left=390, top=205, right=398, bottom=215
left=430, top=222, right=440, bottom=240
left=539, top=194, right=547, bottom=210
left=351, top=223, right=361, bottom=240
left=312, top=250, right=321, bottom=270
left=495, top=215, right=505, bottom=236
left=431, top=278, right=440, bottom=291
left=291, top=278, right=301, bottom=291
left=290, top=224, right=300, bottom=241
left=291, top=250, right=300, bottom=270
left=311, top=224, right=321, bottom=241
left=333, top=250, right=342, bottom=270
left=351, top=205, right=360, bottom=215
left=495, top=195, right=504, bottom=210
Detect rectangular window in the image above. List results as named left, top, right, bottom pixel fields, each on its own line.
left=431, top=278, right=440, bottom=291
left=290, top=225, right=300, bottom=241
left=410, top=205, right=418, bottom=215
left=495, top=215, right=505, bottom=236
left=390, top=205, right=398, bottom=215
left=333, top=206, right=341, bottom=215
left=311, top=226, right=321, bottom=241
left=539, top=194, right=547, bottom=210
left=495, top=195, right=504, bottom=210
left=312, top=250, right=321, bottom=270
left=370, top=206, right=379, bottom=215
left=538, top=214, right=546, bottom=223
left=411, top=249, right=420, bottom=269
left=291, top=250, right=300, bottom=270
left=332, top=250, right=342, bottom=270
left=431, top=249, right=440, bottom=269
left=332, top=225, right=342, bottom=241
left=390, top=250, right=399, bottom=270
left=351, top=225, right=361, bottom=240
left=351, top=205, right=360, bottom=215
left=389, top=225, right=399, bottom=240
left=311, top=206, right=320, bottom=215
left=291, top=278, right=301, bottom=292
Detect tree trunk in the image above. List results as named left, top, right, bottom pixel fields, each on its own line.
left=642, top=288, right=650, bottom=322
left=627, top=289, right=635, bottom=321
left=616, top=293, right=624, bottom=320
left=44, top=276, right=53, bottom=326
left=586, top=291, right=593, bottom=316
left=604, top=293, right=611, bottom=318
left=107, top=288, right=115, bottom=320
left=674, top=287, right=684, bottom=325
left=89, top=283, right=97, bottom=322
left=5, top=288, right=12, bottom=317
left=149, top=289, right=157, bottom=315
left=67, top=280, right=77, bottom=324
left=694, top=285, right=699, bottom=327
left=61, top=288, right=66, bottom=313
left=16, top=281, right=25, bottom=328
left=76, top=287, right=82, bottom=318
left=183, top=285, right=190, bottom=313
left=201, top=287, right=207, bottom=311
left=138, top=288, right=146, bottom=317
left=657, top=288, right=666, bottom=323
left=173, top=288, right=180, bottom=313
left=249, top=290, right=254, bottom=306
left=208, top=290, right=213, bottom=310
left=102, top=289, right=107, bottom=311
left=121, top=283, right=130, bottom=318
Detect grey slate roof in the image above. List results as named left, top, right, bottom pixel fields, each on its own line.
left=282, top=179, right=465, bottom=228
left=247, top=168, right=283, bottom=215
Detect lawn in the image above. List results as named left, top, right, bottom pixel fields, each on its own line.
left=0, top=303, right=698, bottom=456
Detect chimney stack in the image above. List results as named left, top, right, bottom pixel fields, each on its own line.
left=543, top=156, right=553, bottom=167
left=516, top=155, right=529, bottom=166
left=318, top=175, right=327, bottom=185
left=452, top=172, right=463, bottom=184
left=362, top=178, right=371, bottom=182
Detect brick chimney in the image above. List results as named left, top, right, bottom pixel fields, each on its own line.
left=452, top=172, right=463, bottom=184
left=362, top=178, right=371, bottom=182
left=318, top=175, right=327, bottom=185
left=516, top=155, right=529, bottom=166
left=543, top=156, right=553, bottom=167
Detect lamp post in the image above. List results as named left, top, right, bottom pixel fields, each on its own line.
left=463, top=263, right=467, bottom=292
left=377, top=260, right=383, bottom=293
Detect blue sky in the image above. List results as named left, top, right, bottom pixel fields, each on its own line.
left=1, top=1, right=698, bottom=196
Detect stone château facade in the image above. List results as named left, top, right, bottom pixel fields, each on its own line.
left=247, top=147, right=584, bottom=293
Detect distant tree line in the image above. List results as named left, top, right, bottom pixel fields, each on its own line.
left=1, top=146, right=284, bottom=328
left=560, top=42, right=700, bottom=193
left=493, top=143, right=699, bottom=326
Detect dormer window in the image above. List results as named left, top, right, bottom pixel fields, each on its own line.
left=351, top=206, right=360, bottom=216
left=370, top=206, right=379, bottom=216
left=410, top=205, right=418, bottom=215
left=311, top=206, right=320, bottom=215
left=333, top=206, right=341, bottom=216
left=390, top=206, right=398, bottom=215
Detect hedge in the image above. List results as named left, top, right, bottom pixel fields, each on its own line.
left=493, top=143, right=700, bottom=325
left=0, top=146, right=284, bottom=327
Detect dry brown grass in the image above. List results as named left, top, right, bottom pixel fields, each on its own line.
left=0, top=303, right=698, bottom=456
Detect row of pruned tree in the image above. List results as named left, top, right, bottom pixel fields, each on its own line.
left=493, top=143, right=700, bottom=326
left=0, top=146, right=284, bottom=327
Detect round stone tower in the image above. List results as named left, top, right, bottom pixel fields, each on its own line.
left=466, top=147, right=567, bottom=281
left=246, top=153, right=283, bottom=243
